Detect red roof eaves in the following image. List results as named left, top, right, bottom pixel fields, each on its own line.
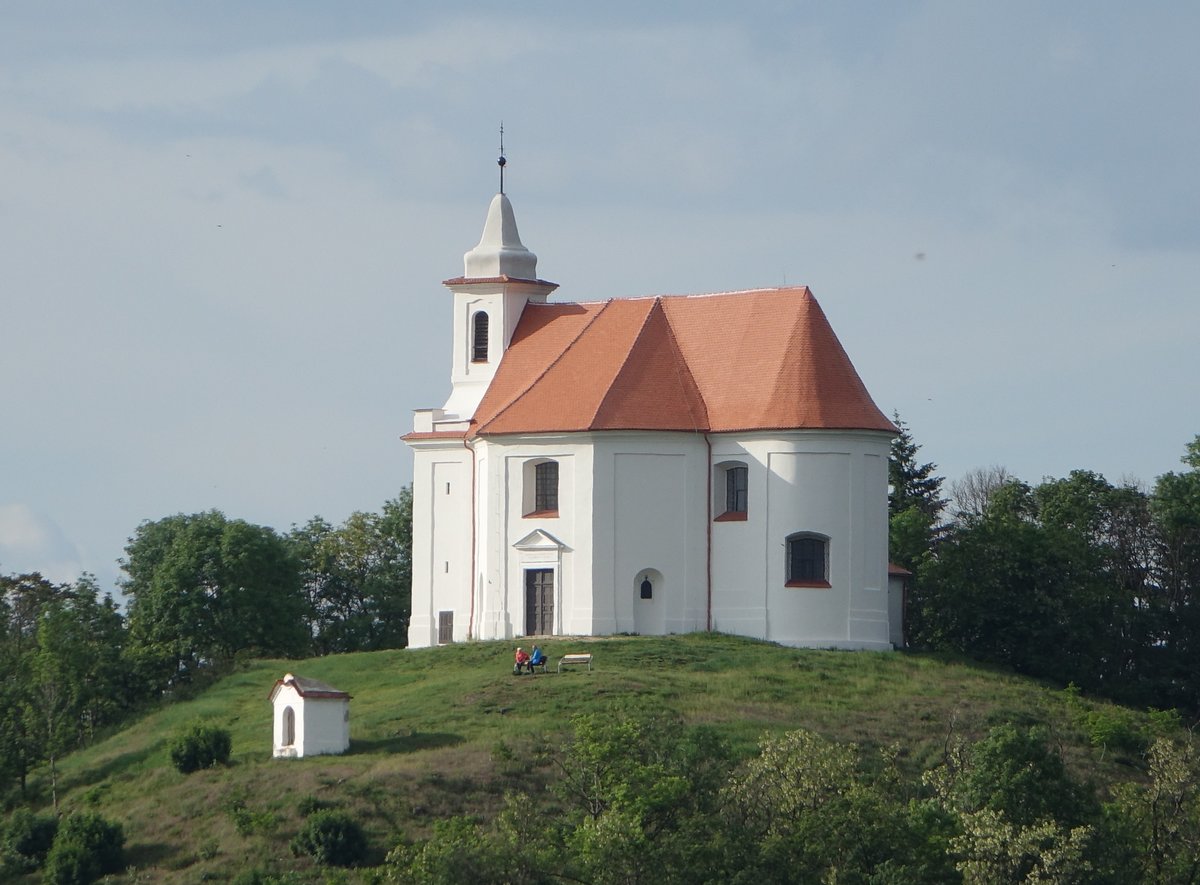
left=402, top=429, right=471, bottom=442
left=443, top=276, right=559, bottom=290
left=476, top=299, right=617, bottom=434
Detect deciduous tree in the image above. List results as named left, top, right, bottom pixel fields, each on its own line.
left=289, top=488, right=412, bottom=653
left=122, top=511, right=307, bottom=691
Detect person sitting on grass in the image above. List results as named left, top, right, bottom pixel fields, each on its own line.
left=529, top=645, right=546, bottom=672
left=513, top=647, right=530, bottom=675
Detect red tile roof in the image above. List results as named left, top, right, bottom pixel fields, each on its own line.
left=472, top=287, right=895, bottom=436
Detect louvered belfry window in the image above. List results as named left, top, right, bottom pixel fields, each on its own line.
left=472, top=311, right=489, bottom=362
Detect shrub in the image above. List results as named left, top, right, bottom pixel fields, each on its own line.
left=231, top=870, right=308, bottom=885
left=290, top=810, right=368, bottom=867
left=2, top=808, right=59, bottom=871
left=957, top=724, right=1093, bottom=828
left=42, top=813, right=124, bottom=885
left=170, top=722, right=232, bottom=774
left=226, top=799, right=277, bottom=836
left=296, top=795, right=336, bottom=817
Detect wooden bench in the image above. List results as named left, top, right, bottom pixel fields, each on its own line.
left=558, top=653, right=593, bottom=673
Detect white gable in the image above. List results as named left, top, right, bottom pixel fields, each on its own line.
left=513, top=529, right=568, bottom=552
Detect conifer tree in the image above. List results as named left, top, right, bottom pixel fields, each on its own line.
left=888, top=411, right=947, bottom=520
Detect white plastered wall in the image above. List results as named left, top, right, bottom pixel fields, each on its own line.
left=708, top=429, right=892, bottom=649
left=475, top=435, right=595, bottom=640
left=300, top=698, right=351, bottom=757
left=407, top=436, right=474, bottom=648
left=591, top=433, right=710, bottom=636
left=413, top=427, right=892, bottom=650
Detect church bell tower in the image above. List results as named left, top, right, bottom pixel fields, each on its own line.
left=438, top=141, right=557, bottom=423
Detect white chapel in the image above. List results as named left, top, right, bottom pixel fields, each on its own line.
left=405, top=189, right=899, bottom=650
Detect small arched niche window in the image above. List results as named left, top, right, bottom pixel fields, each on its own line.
left=785, top=533, right=830, bottom=587
left=472, top=311, right=490, bottom=363
left=635, top=568, right=662, bottom=601
left=282, top=706, right=296, bottom=746
left=523, top=459, right=559, bottom=517
left=714, top=460, right=748, bottom=521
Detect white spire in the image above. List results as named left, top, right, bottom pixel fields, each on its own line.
left=463, top=193, right=538, bottom=280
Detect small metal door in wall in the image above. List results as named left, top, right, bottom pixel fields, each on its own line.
left=525, top=568, right=554, bottom=635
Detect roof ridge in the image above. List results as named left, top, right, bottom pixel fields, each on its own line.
left=589, top=298, right=710, bottom=432
left=771, top=293, right=819, bottom=410
left=516, top=285, right=812, bottom=308
left=476, top=300, right=617, bottom=433
left=586, top=301, right=649, bottom=427
left=656, top=299, right=710, bottom=432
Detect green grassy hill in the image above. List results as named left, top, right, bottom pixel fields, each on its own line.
left=12, top=633, right=1167, bottom=882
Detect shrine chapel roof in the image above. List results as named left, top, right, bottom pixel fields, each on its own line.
left=268, top=673, right=351, bottom=701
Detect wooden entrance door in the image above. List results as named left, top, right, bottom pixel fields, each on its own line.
left=525, top=569, right=554, bottom=635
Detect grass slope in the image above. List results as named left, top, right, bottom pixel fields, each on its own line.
left=17, top=633, right=1159, bottom=882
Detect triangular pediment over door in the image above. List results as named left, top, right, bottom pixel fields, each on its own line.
left=512, top=529, right=569, bottom=553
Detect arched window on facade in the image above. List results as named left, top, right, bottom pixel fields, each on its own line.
left=785, top=533, right=830, bottom=587
left=282, top=706, right=296, bottom=746
left=472, top=311, right=490, bottom=362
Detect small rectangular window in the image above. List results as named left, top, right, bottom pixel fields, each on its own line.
left=438, top=611, right=453, bottom=645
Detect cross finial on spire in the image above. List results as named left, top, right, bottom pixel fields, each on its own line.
left=497, top=123, right=507, bottom=194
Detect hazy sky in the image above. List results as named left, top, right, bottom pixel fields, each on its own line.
left=3, top=2, right=1198, bottom=595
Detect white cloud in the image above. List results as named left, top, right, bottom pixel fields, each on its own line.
left=0, top=504, right=85, bottom=584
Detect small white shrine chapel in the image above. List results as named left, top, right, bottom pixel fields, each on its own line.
left=405, top=188, right=899, bottom=650
left=269, top=673, right=351, bottom=758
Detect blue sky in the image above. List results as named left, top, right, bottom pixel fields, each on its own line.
left=2, top=2, right=1198, bottom=595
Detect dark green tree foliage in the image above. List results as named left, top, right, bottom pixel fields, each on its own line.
left=289, top=488, right=412, bottom=653
left=720, top=729, right=959, bottom=883
left=169, top=722, right=232, bottom=773
left=1150, top=437, right=1200, bottom=703
left=0, top=574, right=124, bottom=799
left=889, top=412, right=947, bottom=521
left=122, top=511, right=308, bottom=691
left=914, top=437, right=1200, bottom=711
left=1, top=808, right=58, bottom=872
left=42, top=812, right=124, bottom=885
left=914, top=477, right=1150, bottom=695
left=290, top=810, right=368, bottom=867
left=380, top=715, right=1200, bottom=884
left=0, top=586, right=28, bottom=794
left=888, top=412, right=946, bottom=574
left=388, top=714, right=735, bottom=885
left=954, top=724, right=1094, bottom=828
